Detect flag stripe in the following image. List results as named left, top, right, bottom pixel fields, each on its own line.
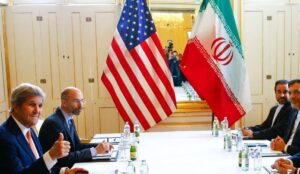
left=114, top=31, right=174, bottom=117
left=147, top=34, right=176, bottom=105
left=193, top=38, right=245, bottom=115
left=183, top=39, right=244, bottom=125
left=140, top=38, right=176, bottom=113
left=101, top=74, right=134, bottom=127
left=180, top=0, right=251, bottom=126
left=108, top=45, right=156, bottom=127
left=113, top=32, right=168, bottom=122
left=105, top=55, right=152, bottom=129
left=133, top=44, right=175, bottom=113
left=111, top=36, right=163, bottom=123
left=149, top=34, right=175, bottom=92
left=130, top=47, right=168, bottom=121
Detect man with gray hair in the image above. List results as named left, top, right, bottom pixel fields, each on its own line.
left=0, top=83, right=88, bottom=174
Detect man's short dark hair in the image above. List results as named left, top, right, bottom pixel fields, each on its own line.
left=288, top=79, right=300, bottom=87
left=274, top=79, right=289, bottom=91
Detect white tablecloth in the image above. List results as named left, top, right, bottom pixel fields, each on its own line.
left=73, top=131, right=284, bottom=174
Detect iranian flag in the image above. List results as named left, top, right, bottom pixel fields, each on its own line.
left=180, top=0, right=252, bottom=126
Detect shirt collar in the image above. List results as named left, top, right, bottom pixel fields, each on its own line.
left=11, top=115, right=30, bottom=138
left=60, top=107, right=74, bottom=122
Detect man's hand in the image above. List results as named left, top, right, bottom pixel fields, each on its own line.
left=272, top=160, right=296, bottom=174
left=49, top=133, right=71, bottom=160
left=271, top=136, right=286, bottom=151
left=242, top=128, right=253, bottom=138
left=95, top=141, right=113, bottom=154
left=65, top=168, right=89, bottom=174
left=274, top=158, right=292, bottom=165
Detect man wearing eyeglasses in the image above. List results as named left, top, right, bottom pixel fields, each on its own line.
left=271, top=79, right=300, bottom=155
left=39, top=87, right=112, bottom=168
left=242, top=80, right=292, bottom=140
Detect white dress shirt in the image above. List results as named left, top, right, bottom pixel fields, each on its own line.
left=271, top=104, right=284, bottom=127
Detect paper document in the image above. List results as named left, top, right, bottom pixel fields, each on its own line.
left=92, top=150, right=118, bottom=160
left=243, top=140, right=270, bottom=147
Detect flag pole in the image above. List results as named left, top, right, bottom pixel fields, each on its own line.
left=211, top=112, right=215, bottom=129
left=147, top=0, right=151, bottom=11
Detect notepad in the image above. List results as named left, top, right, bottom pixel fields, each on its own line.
left=92, top=150, right=118, bottom=161
left=244, top=142, right=268, bottom=147
left=261, top=152, right=289, bottom=157
left=91, top=134, right=121, bottom=144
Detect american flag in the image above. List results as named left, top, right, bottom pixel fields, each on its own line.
left=101, top=0, right=176, bottom=130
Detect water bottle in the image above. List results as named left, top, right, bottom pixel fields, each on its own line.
left=139, top=159, right=149, bottom=174
left=224, top=129, right=232, bottom=152
left=126, top=161, right=136, bottom=174
left=118, top=134, right=127, bottom=161
left=212, top=117, right=219, bottom=137
left=123, top=122, right=131, bottom=141
left=221, top=117, right=229, bottom=135
left=241, top=146, right=249, bottom=171
left=134, top=120, right=141, bottom=143
left=236, top=128, right=243, bottom=151
left=253, top=145, right=262, bottom=171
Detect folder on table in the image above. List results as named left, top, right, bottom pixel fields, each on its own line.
left=91, top=150, right=118, bottom=161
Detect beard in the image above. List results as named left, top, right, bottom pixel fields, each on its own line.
left=71, top=108, right=82, bottom=115
left=278, top=97, right=287, bottom=104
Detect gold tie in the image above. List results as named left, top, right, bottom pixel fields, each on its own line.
left=26, top=130, right=40, bottom=159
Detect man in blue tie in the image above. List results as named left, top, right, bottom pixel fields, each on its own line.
left=0, top=83, right=88, bottom=174
left=39, top=87, right=112, bottom=168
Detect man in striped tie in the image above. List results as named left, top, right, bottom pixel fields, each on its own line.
left=0, top=83, right=88, bottom=174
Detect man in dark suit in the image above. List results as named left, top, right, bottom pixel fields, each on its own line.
left=242, top=80, right=292, bottom=140
left=271, top=79, right=300, bottom=155
left=0, top=83, right=88, bottom=174
left=39, top=87, right=112, bottom=168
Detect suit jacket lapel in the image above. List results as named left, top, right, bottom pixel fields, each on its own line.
left=56, top=108, right=76, bottom=149
left=7, top=116, right=37, bottom=161
left=286, top=110, right=299, bottom=141
left=274, top=102, right=291, bottom=125
left=268, top=106, right=277, bottom=126
left=30, top=128, right=43, bottom=156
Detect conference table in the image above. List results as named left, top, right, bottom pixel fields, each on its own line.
left=73, top=131, right=285, bottom=174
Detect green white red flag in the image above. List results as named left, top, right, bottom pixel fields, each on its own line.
left=180, top=0, right=252, bottom=126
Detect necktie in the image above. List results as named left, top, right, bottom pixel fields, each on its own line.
left=68, top=119, right=75, bottom=141
left=26, top=130, right=40, bottom=159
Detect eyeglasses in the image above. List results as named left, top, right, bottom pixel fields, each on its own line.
left=288, top=90, right=300, bottom=95
left=72, top=99, right=86, bottom=104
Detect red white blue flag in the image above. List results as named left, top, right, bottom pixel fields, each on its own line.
left=101, top=0, right=176, bottom=130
